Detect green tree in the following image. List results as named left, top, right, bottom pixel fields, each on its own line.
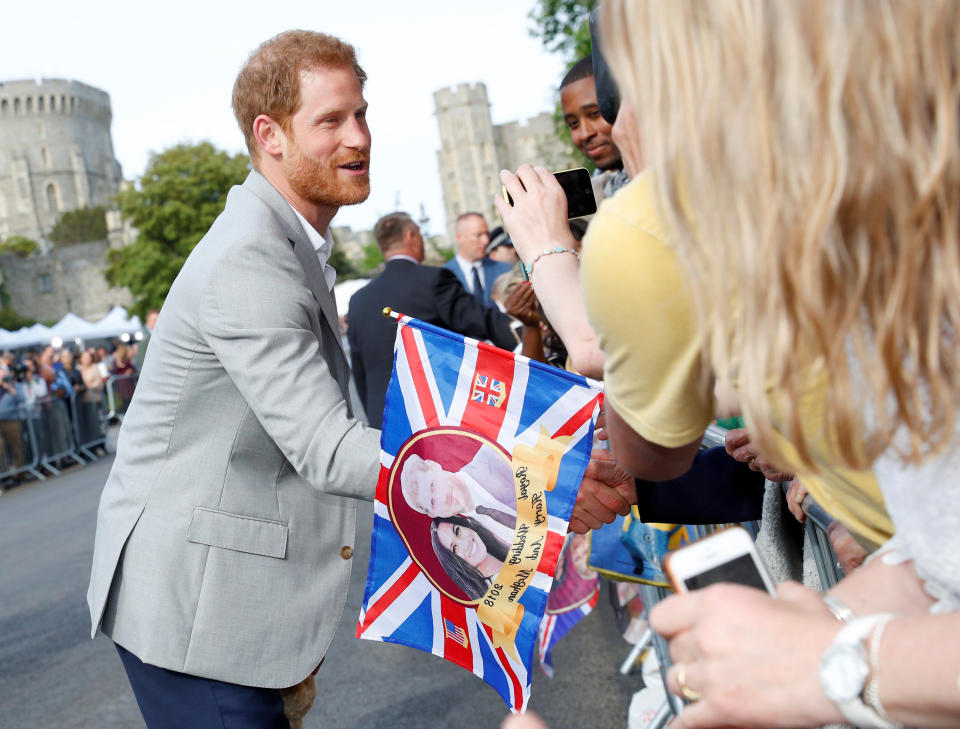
left=49, top=206, right=108, bottom=244
left=329, top=245, right=362, bottom=282
left=106, top=142, right=249, bottom=317
left=528, top=0, right=597, bottom=62
left=0, top=235, right=39, bottom=257
left=358, top=243, right=384, bottom=274
left=0, top=305, right=35, bottom=330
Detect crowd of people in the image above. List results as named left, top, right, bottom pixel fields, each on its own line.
left=496, top=2, right=959, bottom=728
left=81, top=11, right=959, bottom=728
left=0, top=310, right=157, bottom=484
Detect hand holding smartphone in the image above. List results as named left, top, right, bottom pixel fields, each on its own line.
left=501, top=167, right=597, bottom=219
left=663, top=526, right=776, bottom=595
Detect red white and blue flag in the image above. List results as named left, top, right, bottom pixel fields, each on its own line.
left=537, top=533, right=600, bottom=677
left=356, top=315, right=603, bottom=713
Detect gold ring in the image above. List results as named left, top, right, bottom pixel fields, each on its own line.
left=676, top=663, right=702, bottom=702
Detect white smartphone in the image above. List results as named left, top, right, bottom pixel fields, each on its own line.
left=663, top=526, right=776, bottom=595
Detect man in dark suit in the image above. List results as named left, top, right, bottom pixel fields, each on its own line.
left=347, top=212, right=517, bottom=428
left=442, top=212, right=513, bottom=309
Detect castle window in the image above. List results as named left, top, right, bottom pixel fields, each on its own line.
left=37, top=96, right=44, bottom=112
left=14, top=98, right=21, bottom=115
left=50, top=95, right=56, bottom=112
left=37, top=274, right=53, bottom=295
left=41, top=147, right=50, bottom=167
left=60, top=95, right=66, bottom=113
left=0, top=99, right=7, bottom=115
left=46, top=183, right=59, bottom=214
left=26, top=97, right=32, bottom=113
left=70, top=96, right=76, bottom=112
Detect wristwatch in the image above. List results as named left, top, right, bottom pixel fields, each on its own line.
left=819, top=613, right=902, bottom=729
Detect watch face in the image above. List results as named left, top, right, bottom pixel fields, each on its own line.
left=820, top=644, right=869, bottom=703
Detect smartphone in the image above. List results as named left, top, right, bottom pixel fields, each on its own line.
left=663, top=526, right=776, bottom=595
left=502, top=167, right=597, bottom=219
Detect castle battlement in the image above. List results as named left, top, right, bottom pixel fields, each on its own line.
left=433, top=82, right=490, bottom=112
left=0, top=78, right=112, bottom=122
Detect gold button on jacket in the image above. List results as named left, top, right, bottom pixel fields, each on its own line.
left=340, top=546, right=353, bottom=560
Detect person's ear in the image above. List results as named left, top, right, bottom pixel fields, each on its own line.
left=253, top=114, right=286, bottom=160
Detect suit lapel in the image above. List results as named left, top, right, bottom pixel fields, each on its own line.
left=240, top=171, right=350, bottom=381
left=242, top=172, right=345, bottom=343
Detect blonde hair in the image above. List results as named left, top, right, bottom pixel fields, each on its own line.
left=602, top=0, right=960, bottom=470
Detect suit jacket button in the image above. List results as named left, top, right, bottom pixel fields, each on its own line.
left=340, top=546, right=353, bottom=560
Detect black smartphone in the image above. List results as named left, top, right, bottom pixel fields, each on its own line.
left=502, top=167, right=597, bottom=219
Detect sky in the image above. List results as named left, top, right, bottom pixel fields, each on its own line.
left=3, top=0, right=571, bottom=238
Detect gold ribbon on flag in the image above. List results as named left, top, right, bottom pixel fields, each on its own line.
left=476, top=427, right=571, bottom=659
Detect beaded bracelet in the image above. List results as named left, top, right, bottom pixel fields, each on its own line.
left=520, top=246, right=580, bottom=280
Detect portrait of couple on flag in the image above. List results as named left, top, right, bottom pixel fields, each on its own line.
left=396, top=434, right=518, bottom=601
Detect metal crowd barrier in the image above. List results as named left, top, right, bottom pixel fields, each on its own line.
left=0, top=405, right=47, bottom=485
left=105, top=374, right=138, bottom=423
left=620, top=425, right=843, bottom=729
left=800, top=493, right=845, bottom=590
left=0, top=374, right=136, bottom=492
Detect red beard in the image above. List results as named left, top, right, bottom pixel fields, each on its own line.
left=284, top=144, right=370, bottom=208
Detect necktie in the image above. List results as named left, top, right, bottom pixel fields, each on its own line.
left=476, top=504, right=515, bottom=528
left=471, top=265, right=484, bottom=302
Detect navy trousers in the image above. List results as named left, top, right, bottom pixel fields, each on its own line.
left=116, top=644, right=290, bottom=729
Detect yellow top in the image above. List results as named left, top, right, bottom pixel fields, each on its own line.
left=582, top=172, right=714, bottom=448
left=581, top=172, right=894, bottom=548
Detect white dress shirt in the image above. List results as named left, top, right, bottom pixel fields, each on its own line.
left=453, top=254, right=485, bottom=294
left=290, top=205, right=337, bottom=290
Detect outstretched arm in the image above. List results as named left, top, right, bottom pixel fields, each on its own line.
left=495, top=165, right=603, bottom=379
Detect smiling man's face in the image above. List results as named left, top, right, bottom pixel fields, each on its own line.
left=282, top=65, right=371, bottom=208
left=561, top=75, right=621, bottom=171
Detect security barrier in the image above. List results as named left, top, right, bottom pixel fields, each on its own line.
left=0, top=374, right=136, bottom=492
left=621, top=426, right=844, bottom=728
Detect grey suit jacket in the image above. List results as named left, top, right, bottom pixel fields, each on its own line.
left=87, top=170, right=380, bottom=689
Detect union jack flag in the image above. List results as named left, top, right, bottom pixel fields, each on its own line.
left=357, top=314, right=603, bottom=713
left=472, top=374, right=505, bottom=407
left=537, top=533, right=600, bottom=677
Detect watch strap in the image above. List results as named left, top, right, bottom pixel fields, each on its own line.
left=824, top=613, right=901, bottom=729
left=863, top=615, right=904, bottom=728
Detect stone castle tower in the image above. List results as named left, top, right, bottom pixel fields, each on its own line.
left=0, top=79, right=132, bottom=322
left=434, top=82, right=575, bottom=242
left=0, top=78, right=124, bottom=245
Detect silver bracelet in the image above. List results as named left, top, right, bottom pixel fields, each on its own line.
left=864, top=615, right=903, bottom=727
left=823, top=594, right=857, bottom=623
left=522, top=246, right=580, bottom=280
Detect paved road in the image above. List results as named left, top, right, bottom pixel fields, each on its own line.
left=0, top=458, right=638, bottom=729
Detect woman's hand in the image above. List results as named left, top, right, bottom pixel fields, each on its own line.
left=651, top=581, right=844, bottom=728
left=494, top=165, right=578, bottom=264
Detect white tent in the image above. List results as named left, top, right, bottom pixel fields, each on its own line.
left=333, top=278, right=369, bottom=314
left=49, top=312, right=98, bottom=340
left=0, top=306, right=144, bottom=350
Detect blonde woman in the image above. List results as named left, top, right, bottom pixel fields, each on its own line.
left=566, top=2, right=960, bottom=727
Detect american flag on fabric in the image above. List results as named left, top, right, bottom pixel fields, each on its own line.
left=537, top=532, right=600, bottom=677
left=356, top=314, right=603, bottom=713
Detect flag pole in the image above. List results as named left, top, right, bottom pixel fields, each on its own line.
left=382, top=307, right=400, bottom=321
